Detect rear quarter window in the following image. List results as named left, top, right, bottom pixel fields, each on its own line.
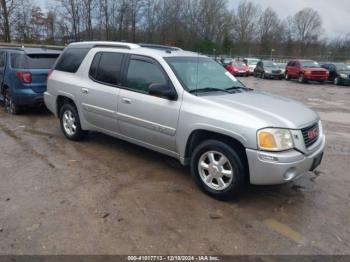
left=55, top=48, right=90, bottom=73
left=11, top=53, right=59, bottom=69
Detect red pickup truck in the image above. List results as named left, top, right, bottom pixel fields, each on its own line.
left=285, top=60, right=329, bottom=83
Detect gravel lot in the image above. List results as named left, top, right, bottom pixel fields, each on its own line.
left=0, top=77, right=349, bottom=255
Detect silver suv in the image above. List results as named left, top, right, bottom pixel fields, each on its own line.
left=44, top=42, right=325, bottom=199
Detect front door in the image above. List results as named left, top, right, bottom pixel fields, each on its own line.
left=117, top=55, right=181, bottom=153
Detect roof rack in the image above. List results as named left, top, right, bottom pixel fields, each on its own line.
left=139, top=43, right=181, bottom=52
left=68, top=41, right=140, bottom=50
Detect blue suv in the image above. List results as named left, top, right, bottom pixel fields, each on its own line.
left=0, top=47, right=61, bottom=114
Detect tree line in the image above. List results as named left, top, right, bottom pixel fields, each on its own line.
left=0, top=0, right=349, bottom=61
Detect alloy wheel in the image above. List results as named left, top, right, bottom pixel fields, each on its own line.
left=62, top=110, right=77, bottom=136
left=198, top=151, right=234, bottom=191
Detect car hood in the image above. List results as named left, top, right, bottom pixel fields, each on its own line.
left=202, top=91, right=319, bottom=129
left=339, top=70, right=350, bottom=75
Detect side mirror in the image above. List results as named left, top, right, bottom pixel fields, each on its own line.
left=149, top=83, right=177, bottom=101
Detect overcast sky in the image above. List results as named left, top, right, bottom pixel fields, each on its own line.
left=38, top=0, right=349, bottom=39
left=229, top=0, right=350, bottom=38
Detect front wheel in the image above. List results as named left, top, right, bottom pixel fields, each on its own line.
left=334, top=77, right=340, bottom=85
left=190, top=140, right=246, bottom=200
left=285, top=72, right=290, bottom=80
left=298, top=74, right=306, bottom=83
left=4, top=89, right=20, bottom=115
left=59, top=103, right=86, bottom=141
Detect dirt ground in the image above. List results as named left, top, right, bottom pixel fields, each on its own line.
left=0, top=77, right=349, bottom=255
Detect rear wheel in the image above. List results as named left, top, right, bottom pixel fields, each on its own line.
left=59, top=103, right=85, bottom=141
left=190, top=140, right=246, bottom=200
left=4, top=89, right=20, bottom=115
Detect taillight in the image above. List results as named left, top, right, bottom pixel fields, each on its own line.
left=16, top=71, right=32, bottom=84
left=47, top=69, right=54, bottom=80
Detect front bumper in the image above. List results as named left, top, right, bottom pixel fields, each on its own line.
left=265, top=72, right=284, bottom=78
left=304, top=74, right=328, bottom=81
left=339, top=77, right=350, bottom=85
left=246, top=135, right=325, bottom=185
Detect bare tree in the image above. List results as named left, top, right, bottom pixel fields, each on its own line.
left=0, top=0, right=15, bottom=42
left=231, top=0, right=260, bottom=54
left=258, top=7, right=281, bottom=53
left=292, top=8, right=322, bottom=44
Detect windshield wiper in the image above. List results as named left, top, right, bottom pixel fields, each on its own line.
left=189, top=87, right=233, bottom=94
left=225, top=86, right=252, bottom=92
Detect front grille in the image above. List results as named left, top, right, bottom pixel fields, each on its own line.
left=272, top=70, right=281, bottom=74
left=301, top=123, right=320, bottom=148
left=311, top=71, right=326, bottom=75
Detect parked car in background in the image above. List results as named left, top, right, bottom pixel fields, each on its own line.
left=221, top=57, right=234, bottom=66
left=254, top=60, right=284, bottom=79
left=0, top=47, right=61, bottom=114
left=321, top=62, right=350, bottom=86
left=45, top=41, right=325, bottom=199
left=243, top=58, right=260, bottom=75
left=285, top=60, right=329, bottom=83
left=226, top=61, right=249, bottom=76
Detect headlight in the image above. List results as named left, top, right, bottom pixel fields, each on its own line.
left=340, top=73, right=348, bottom=78
left=304, top=70, right=311, bottom=74
left=265, top=69, right=271, bottom=73
left=257, top=128, right=294, bottom=151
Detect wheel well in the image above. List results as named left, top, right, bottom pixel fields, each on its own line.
left=2, top=84, right=9, bottom=95
left=185, top=130, right=249, bottom=172
left=56, top=96, right=76, bottom=117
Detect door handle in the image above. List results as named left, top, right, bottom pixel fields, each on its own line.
left=122, top=98, right=132, bottom=104
left=82, top=88, right=89, bottom=94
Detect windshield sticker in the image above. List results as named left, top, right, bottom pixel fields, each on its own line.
left=225, top=71, right=237, bottom=82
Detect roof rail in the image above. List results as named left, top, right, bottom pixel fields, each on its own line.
left=139, top=43, right=182, bottom=51
left=68, top=41, right=140, bottom=50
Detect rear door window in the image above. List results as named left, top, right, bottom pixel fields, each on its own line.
left=55, top=48, right=89, bottom=73
left=90, top=52, right=124, bottom=86
left=11, top=53, right=59, bottom=69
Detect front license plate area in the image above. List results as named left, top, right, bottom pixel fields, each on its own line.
left=310, top=152, right=324, bottom=171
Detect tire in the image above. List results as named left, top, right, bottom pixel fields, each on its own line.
left=334, top=77, right=340, bottom=85
left=298, top=74, right=306, bottom=83
left=59, top=103, right=86, bottom=141
left=190, top=140, right=246, bottom=200
left=4, top=89, right=20, bottom=115
left=285, top=72, right=290, bottom=80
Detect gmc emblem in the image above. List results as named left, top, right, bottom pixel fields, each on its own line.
left=307, top=128, right=319, bottom=140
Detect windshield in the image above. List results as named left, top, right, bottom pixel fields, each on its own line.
left=263, top=61, right=279, bottom=68
left=11, top=53, right=59, bottom=69
left=334, top=63, right=350, bottom=71
left=165, top=57, right=248, bottom=94
left=301, top=61, right=320, bottom=68
left=247, top=59, right=259, bottom=66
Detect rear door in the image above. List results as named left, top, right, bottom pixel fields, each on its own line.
left=79, top=51, right=124, bottom=132
left=0, top=51, right=6, bottom=96
left=117, top=55, right=181, bottom=153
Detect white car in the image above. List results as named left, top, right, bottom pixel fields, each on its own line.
left=243, top=58, right=260, bottom=75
